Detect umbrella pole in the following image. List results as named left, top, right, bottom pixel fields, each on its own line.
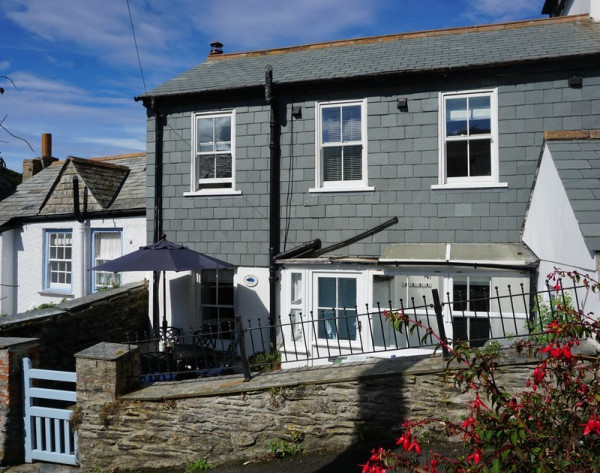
left=162, top=270, right=167, bottom=332
left=153, top=271, right=160, bottom=331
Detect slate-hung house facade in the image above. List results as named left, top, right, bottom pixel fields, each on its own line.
left=0, top=148, right=147, bottom=315
left=137, top=5, right=600, bottom=354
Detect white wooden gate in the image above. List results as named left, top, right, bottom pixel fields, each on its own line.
left=23, top=358, right=78, bottom=465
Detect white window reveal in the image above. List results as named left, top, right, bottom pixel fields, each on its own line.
left=45, top=231, right=72, bottom=292
left=313, top=99, right=371, bottom=192
left=435, top=89, right=505, bottom=189
left=92, top=230, right=122, bottom=291
left=190, top=111, right=239, bottom=195
left=289, top=273, right=304, bottom=342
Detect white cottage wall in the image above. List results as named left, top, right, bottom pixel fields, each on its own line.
left=522, top=145, right=600, bottom=314
left=13, top=216, right=146, bottom=314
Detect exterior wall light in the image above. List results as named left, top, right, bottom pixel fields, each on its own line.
left=397, top=98, right=408, bottom=111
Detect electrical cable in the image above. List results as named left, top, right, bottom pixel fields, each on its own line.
left=126, top=0, right=147, bottom=94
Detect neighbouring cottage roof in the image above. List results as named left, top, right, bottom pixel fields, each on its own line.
left=140, top=14, right=600, bottom=100
left=0, top=153, right=146, bottom=230
left=543, top=130, right=600, bottom=250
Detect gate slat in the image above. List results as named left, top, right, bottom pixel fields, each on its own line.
left=29, top=387, right=76, bottom=403
left=44, top=417, right=51, bottom=454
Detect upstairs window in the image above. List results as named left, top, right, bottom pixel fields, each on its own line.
left=315, top=99, right=368, bottom=190
left=45, top=231, right=72, bottom=292
left=439, top=89, right=499, bottom=187
left=192, top=111, right=235, bottom=192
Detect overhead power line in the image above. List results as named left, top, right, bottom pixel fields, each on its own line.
left=126, top=0, right=147, bottom=94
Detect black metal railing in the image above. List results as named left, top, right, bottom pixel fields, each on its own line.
left=121, top=278, right=590, bottom=382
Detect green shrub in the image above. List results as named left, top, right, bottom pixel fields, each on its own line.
left=185, top=459, right=213, bottom=472
left=248, top=350, right=281, bottom=372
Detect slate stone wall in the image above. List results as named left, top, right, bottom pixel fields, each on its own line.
left=74, top=346, right=541, bottom=472
left=146, top=68, right=600, bottom=266
left=0, top=282, right=149, bottom=372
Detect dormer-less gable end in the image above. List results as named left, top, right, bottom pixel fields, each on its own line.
left=39, top=157, right=130, bottom=215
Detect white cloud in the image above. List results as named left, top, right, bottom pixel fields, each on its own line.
left=0, top=61, right=10, bottom=71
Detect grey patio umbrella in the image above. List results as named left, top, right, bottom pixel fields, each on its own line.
left=92, top=236, right=231, bottom=329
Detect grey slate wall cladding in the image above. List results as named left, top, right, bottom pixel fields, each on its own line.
left=146, top=70, right=600, bottom=267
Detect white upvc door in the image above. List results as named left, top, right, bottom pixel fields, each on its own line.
left=311, top=271, right=366, bottom=357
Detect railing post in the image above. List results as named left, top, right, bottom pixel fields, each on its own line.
left=432, top=289, right=450, bottom=359
left=236, top=316, right=252, bottom=381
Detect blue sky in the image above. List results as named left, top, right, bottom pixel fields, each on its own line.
left=0, top=0, right=545, bottom=172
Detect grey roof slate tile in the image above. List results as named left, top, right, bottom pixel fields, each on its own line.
left=141, top=15, right=600, bottom=99
left=0, top=153, right=146, bottom=229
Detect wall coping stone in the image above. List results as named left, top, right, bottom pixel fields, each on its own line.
left=0, top=337, right=38, bottom=349
left=55, top=281, right=146, bottom=312
left=0, top=281, right=146, bottom=329
left=75, top=342, right=137, bottom=361
left=121, top=347, right=553, bottom=402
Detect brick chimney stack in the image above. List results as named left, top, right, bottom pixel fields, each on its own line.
left=22, top=133, right=59, bottom=182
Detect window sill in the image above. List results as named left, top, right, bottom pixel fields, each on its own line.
left=184, top=189, right=242, bottom=197
left=38, top=291, right=74, bottom=298
left=431, top=182, right=508, bottom=191
left=309, top=186, right=375, bottom=194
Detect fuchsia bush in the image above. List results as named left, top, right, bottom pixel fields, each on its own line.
left=361, top=269, right=600, bottom=473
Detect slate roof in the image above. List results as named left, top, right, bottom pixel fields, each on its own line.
left=0, top=153, right=146, bottom=230
left=545, top=132, right=600, bottom=250
left=141, top=15, right=600, bottom=100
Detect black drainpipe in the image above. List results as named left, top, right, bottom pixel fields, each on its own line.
left=148, top=99, right=164, bottom=329
left=72, top=176, right=85, bottom=223
left=265, top=65, right=280, bottom=348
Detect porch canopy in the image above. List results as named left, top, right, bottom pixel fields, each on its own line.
left=92, top=237, right=231, bottom=329
left=379, top=243, right=538, bottom=268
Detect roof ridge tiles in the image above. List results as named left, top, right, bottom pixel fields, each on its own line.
left=207, top=14, right=590, bottom=61
left=545, top=130, right=600, bottom=141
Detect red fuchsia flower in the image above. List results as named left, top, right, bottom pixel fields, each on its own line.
left=361, top=448, right=390, bottom=473
left=408, top=441, right=422, bottom=455
left=532, top=361, right=547, bottom=385
left=396, top=431, right=412, bottom=450
left=471, top=392, right=489, bottom=411
left=553, top=281, right=562, bottom=291
left=545, top=319, right=561, bottom=333
left=466, top=449, right=482, bottom=464
left=582, top=415, right=600, bottom=436
left=461, top=415, right=475, bottom=430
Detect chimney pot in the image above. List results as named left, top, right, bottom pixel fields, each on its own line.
left=41, top=133, right=52, bottom=159
left=209, top=41, right=223, bottom=56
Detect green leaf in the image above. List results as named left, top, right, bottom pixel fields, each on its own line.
left=492, top=458, right=500, bottom=473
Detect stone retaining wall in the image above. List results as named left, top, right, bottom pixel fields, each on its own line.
left=73, top=344, right=548, bottom=473
left=0, top=281, right=149, bottom=371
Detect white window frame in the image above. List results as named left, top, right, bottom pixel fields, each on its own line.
left=312, top=99, right=372, bottom=193
left=44, top=230, right=73, bottom=292
left=90, top=229, right=122, bottom=292
left=312, top=271, right=363, bottom=347
left=434, top=88, right=506, bottom=190
left=187, top=110, right=241, bottom=197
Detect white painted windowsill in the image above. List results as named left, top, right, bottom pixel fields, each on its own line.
left=431, top=182, right=508, bottom=191
left=309, top=186, right=375, bottom=194
left=184, top=189, right=242, bottom=197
